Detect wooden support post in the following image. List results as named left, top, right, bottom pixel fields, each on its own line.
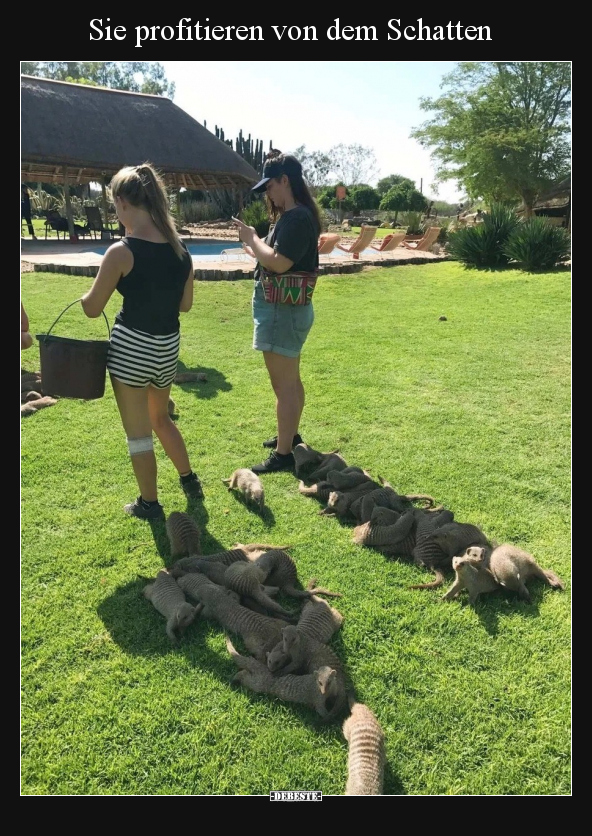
left=62, top=166, right=76, bottom=240
left=101, top=178, right=110, bottom=231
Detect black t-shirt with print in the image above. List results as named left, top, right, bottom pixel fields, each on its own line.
left=254, top=205, right=318, bottom=281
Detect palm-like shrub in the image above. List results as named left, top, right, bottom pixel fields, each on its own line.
left=447, top=203, right=520, bottom=268
left=503, top=217, right=571, bottom=271
left=241, top=198, right=271, bottom=238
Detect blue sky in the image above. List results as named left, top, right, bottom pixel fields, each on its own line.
left=161, top=61, right=465, bottom=204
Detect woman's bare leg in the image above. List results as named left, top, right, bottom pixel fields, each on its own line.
left=147, top=384, right=192, bottom=476
left=110, top=376, right=158, bottom=502
left=262, top=351, right=304, bottom=455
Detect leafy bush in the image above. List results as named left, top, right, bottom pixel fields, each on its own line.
left=181, top=200, right=221, bottom=224
left=503, top=217, right=571, bottom=271
left=436, top=219, right=451, bottom=245
left=405, top=211, right=424, bottom=235
left=447, top=203, right=520, bottom=267
left=241, top=198, right=271, bottom=238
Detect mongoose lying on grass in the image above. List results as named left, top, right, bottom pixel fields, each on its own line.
left=177, top=573, right=291, bottom=661
left=143, top=570, right=200, bottom=643
left=442, top=549, right=502, bottom=605
left=248, top=549, right=340, bottom=600
left=463, top=544, right=564, bottom=603
left=226, top=636, right=341, bottom=721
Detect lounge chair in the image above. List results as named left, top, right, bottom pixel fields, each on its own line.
left=369, top=232, right=407, bottom=256
left=335, top=224, right=377, bottom=260
left=317, top=233, right=342, bottom=261
left=84, top=205, right=117, bottom=240
left=401, top=226, right=441, bottom=252
left=43, top=209, right=89, bottom=240
left=220, top=247, right=255, bottom=264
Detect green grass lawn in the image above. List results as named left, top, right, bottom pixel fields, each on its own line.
left=21, top=262, right=571, bottom=796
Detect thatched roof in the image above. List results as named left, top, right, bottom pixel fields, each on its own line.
left=21, top=75, right=259, bottom=190
left=534, top=175, right=571, bottom=210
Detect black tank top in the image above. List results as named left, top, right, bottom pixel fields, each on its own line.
left=114, top=238, right=192, bottom=335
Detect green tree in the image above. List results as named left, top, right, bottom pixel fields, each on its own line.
left=329, top=144, right=379, bottom=186
left=379, top=184, right=427, bottom=225
left=20, top=61, right=175, bottom=98
left=411, top=62, right=571, bottom=215
left=376, top=174, right=415, bottom=196
left=349, top=185, right=379, bottom=212
left=292, top=145, right=333, bottom=192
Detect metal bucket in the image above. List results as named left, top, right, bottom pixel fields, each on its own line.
left=36, top=299, right=111, bottom=400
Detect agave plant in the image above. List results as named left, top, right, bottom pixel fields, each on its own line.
left=29, top=188, right=58, bottom=214
left=447, top=203, right=520, bottom=268
left=503, top=217, right=571, bottom=271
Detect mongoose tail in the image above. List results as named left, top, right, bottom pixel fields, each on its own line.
left=543, top=570, right=565, bottom=589
left=409, top=568, right=446, bottom=590
left=305, top=577, right=342, bottom=599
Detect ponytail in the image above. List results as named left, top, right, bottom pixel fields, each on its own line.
left=110, top=163, right=185, bottom=259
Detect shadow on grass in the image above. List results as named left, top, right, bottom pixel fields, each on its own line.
left=96, top=583, right=354, bottom=737
left=143, top=498, right=227, bottom=566
left=441, top=581, right=564, bottom=636
left=173, top=359, right=232, bottom=400
left=222, top=489, right=276, bottom=527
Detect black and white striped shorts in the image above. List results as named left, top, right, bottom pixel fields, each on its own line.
left=107, top=323, right=180, bottom=389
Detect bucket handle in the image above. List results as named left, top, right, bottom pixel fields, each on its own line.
left=43, top=299, right=111, bottom=341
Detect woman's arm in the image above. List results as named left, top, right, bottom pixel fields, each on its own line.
left=21, top=302, right=33, bottom=350
left=231, top=218, right=294, bottom=273
left=81, top=242, right=131, bottom=318
left=179, top=264, right=194, bottom=313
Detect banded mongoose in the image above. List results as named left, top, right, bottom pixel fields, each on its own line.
left=170, top=547, right=249, bottom=578
left=408, top=509, right=458, bottom=589
left=352, top=510, right=416, bottom=548
left=226, top=636, right=341, bottom=721
left=265, top=627, right=351, bottom=721
left=222, top=468, right=265, bottom=511
left=323, top=481, right=382, bottom=518
left=266, top=596, right=343, bottom=670
left=177, top=573, right=291, bottom=661
left=166, top=511, right=202, bottom=557
left=325, top=468, right=373, bottom=490
left=442, top=550, right=502, bottom=605
left=297, top=594, right=344, bottom=643
left=425, top=521, right=491, bottom=557
left=293, top=443, right=348, bottom=483
left=253, top=549, right=342, bottom=599
left=298, top=480, right=335, bottom=502
left=352, top=488, right=411, bottom=523
left=143, top=570, right=200, bottom=643
left=20, top=396, right=58, bottom=416
left=222, top=562, right=298, bottom=620
left=467, top=544, right=565, bottom=602
left=342, top=700, right=386, bottom=796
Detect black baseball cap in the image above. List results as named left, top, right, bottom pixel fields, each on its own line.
left=251, top=156, right=302, bottom=193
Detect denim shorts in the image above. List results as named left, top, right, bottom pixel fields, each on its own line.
left=252, top=280, right=315, bottom=358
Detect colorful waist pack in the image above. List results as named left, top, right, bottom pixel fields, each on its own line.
left=260, top=268, right=318, bottom=306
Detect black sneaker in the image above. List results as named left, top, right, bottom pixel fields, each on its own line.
left=124, top=497, right=165, bottom=520
left=180, top=472, right=204, bottom=499
left=262, top=433, right=303, bottom=449
left=251, top=451, right=295, bottom=474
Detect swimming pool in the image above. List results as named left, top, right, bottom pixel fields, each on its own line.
left=81, top=240, right=234, bottom=262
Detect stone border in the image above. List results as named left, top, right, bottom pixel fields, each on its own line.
left=24, top=254, right=451, bottom=280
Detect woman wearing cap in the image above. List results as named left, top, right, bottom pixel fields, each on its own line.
left=232, top=150, right=321, bottom=474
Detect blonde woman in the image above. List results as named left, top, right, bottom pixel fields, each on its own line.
left=81, top=163, right=202, bottom=519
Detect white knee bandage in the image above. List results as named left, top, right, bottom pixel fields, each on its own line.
left=127, top=435, right=154, bottom=456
